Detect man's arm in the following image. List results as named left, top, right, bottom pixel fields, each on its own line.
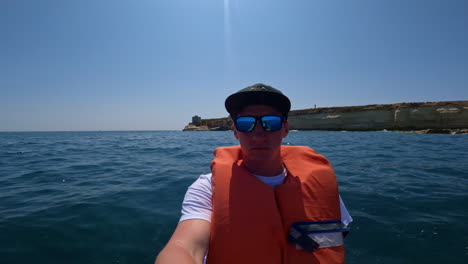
left=155, top=219, right=210, bottom=264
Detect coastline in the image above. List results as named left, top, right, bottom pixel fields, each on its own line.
left=183, top=101, right=468, bottom=134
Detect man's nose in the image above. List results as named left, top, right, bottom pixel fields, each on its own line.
left=252, top=120, right=265, bottom=134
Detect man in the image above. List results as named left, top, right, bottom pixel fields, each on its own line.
left=156, top=83, right=352, bottom=264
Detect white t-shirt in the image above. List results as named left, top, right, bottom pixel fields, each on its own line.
left=180, top=170, right=353, bottom=226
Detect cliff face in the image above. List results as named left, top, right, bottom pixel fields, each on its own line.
left=288, top=101, right=468, bottom=131
left=182, top=124, right=210, bottom=131
left=184, top=101, right=468, bottom=132
left=201, top=117, right=233, bottom=130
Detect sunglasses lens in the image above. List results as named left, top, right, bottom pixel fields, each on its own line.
left=261, top=116, right=282, bottom=131
left=235, top=117, right=256, bottom=132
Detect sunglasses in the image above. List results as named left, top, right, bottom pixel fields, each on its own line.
left=234, top=115, right=284, bottom=132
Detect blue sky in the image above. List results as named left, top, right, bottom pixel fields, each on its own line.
left=1, top=0, right=467, bottom=131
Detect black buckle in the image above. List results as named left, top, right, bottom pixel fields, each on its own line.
left=288, top=234, right=320, bottom=253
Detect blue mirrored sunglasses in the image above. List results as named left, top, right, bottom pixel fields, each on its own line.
left=234, top=115, right=284, bottom=132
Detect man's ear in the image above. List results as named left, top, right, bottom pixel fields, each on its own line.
left=283, top=120, right=289, bottom=138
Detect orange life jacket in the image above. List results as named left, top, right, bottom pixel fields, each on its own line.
left=207, top=145, right=345, bottom=264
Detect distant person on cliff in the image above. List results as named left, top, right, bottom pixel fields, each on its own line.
left=156, top=83, right=352, bottom=264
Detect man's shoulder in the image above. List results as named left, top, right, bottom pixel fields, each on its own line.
left=188, top=173, right=213, bottom=190
left=198, top=173, right=212, bottom=183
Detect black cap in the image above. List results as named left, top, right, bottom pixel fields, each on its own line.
left=225, top=83, right=291, bottom=119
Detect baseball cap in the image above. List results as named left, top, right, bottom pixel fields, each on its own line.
left=225, top=83, right=291, bottom=119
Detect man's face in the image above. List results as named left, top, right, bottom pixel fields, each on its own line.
left=234, top=104, right=289, bottom=162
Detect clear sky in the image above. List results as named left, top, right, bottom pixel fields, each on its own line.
left=1, top=0, right=467, bottom=131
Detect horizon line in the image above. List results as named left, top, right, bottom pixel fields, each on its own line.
left=0, top=129, right=184, bottom=133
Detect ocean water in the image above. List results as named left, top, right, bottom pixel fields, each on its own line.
left=0, top=131, right=467, bottom=264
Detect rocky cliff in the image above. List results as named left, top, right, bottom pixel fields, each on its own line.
left=183, top=117, right=232, bottom=131
left=288, top=101, right=468, bottom=131
left=184, top=101, right=468, bottom=133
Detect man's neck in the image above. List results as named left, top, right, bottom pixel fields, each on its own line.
left=242, top=157, right=284, bottom=176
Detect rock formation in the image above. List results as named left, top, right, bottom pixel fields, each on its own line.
left=288, top=101, right=468, bottom=131
left=183, top=117, right=233, bottom=131
left=183, top=101, right=468, bottom=133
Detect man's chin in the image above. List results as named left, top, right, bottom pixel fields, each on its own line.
left=248, top=148, right=274, bottom=159
left=249, top=147, right=271, bottom=152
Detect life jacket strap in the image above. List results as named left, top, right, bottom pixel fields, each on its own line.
left=288, top=220, right=350, bottom=252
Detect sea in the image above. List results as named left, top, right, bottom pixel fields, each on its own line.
left=0, top=131, right=467, bottom=264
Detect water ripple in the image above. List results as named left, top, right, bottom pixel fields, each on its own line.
left=0, top=131, right=467, bottom=264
